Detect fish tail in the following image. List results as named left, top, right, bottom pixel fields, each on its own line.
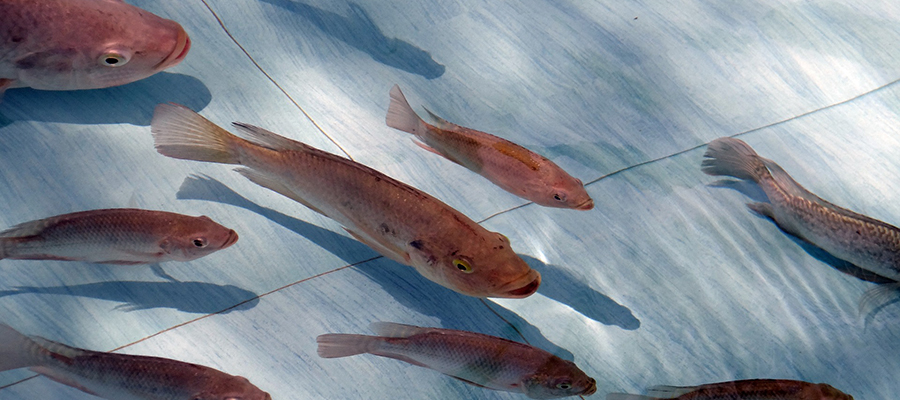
left=316, top=333, right=380, bottom=358
left=0, top=324, right=50, bottom=372
left=386, top=85, right=428, bottom=137
left=701, top=137, right=767, bottom=183
left=151, top=103, right=243, bottom=165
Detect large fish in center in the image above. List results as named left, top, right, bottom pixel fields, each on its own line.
left=0, top=0, right=191, bottom=97
left=150, top=103, right=540, bottom=298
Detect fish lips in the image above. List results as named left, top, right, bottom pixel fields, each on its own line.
left=575, top=198, right=594, bottom=211
left=582, top=378, right=598, bottom=395
left=222, top=230, right=240, bottom=249
left=155, top=24, right=191, bottom=70
left=495, top=270, right=541, bottom=298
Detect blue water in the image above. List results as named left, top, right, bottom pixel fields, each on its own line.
left=1, top=1, right=899, bottom=398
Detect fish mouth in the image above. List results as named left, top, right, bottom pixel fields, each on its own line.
left=222, top=230, right=239, bottom=248
left=575, top=198, right=594, bottom=211
left=156, top=24, right=191, bottom=70
left=582, top=378, right=597, bottom=395
left=498, top=271, right=541, bottom=298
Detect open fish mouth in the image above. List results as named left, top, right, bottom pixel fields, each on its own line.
left=156, top=24, right=191, bottom=70
left=582, top=378, right=598, bottom=395
left=575, top=198, right=594, bottom=211
left=500, top=271, right=541, bottom=298
left=222, top=230, right=239, bottom=249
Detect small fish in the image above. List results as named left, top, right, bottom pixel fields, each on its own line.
left=0, top=0, right=191, bottom=97
left=385, top=85, right=594, bottom=210
left=0, top=323, right=271, bottom=400
left=0, top=208, right=237, bottom=264
left=317, top=322, right=597, bottom=399
left=702, top=137, right=900, bottom=283
left=151, top=103, right=540, bottom=298
left=606, top=379, right=853, bottom=400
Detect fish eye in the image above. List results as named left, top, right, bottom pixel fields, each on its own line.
left=453, top=259, right=473, bottom=273
left=553, top=193, right=566, bottom=202
left=556, top=382, right=572, bottom=390
left=98, top=52, right=129, bottom=67
left=192, top=238, right=208, bottom=248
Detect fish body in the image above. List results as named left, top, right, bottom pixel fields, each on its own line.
left=606, top=379, right=853, bottom=400
left=0, top=0, right=190, bottom=96
left=0, top=208, right=237, bottom=264
left=317, top=322, right=597, bottom=399
left=702, top=137, right=900, bottom=281
left=0, top=324, right=271, bottom=400
left=150, top=103, right=540, bottom=298
left=385, top=85, right=593, bottom=210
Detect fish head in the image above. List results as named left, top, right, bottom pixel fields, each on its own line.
left=521, top=358, right=597, bottom=399
left=189, top=375, right=271, bottom=400
left=160, top=215, right=238, bottom=261
left=531, top=173, right=593, bottom=210
left=13, top=2, right=190, bottom=91
left=801, top=383, right=854, bottom=400
left=407, top=231, right=540, bottom=298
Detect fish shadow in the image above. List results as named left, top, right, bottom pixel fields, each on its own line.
left=523, top=255, right=640, bottom=330
left=709, top=179, right=894, bottom=284
left=0, top=72, right=211, bottom=126
left=0, top=280, right=259, bottom=314
left=177, top=175, right=576, bottom=359
left=259, top=0, right=445, bottom=79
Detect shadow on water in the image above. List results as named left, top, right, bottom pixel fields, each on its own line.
left=177, top=175, right=575, bottom=359
left=0, top=280, right=259, bottom=314
left=259, top=0, right=445, bottom=79
left=0, top=72, right=211, bottom=126
left=709, top=179, right=895, bottom=284
left=522, top=255, right=640, bottom=330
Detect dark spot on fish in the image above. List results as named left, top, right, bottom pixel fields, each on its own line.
left=11, top=36, right=23, bottom=43
left=374, top=176, right=382, bottom=182
left=409, top=240, right=424, bottom=250
left=450, top=250, right=459, bottom=256
left=856, top=230, right=861, bottom=235
left=379, top=223, right=393, bottom=235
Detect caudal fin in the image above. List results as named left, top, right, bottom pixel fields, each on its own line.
left=700, top=137, right=765, bottom=182
left=151, top=103, right=242, bottom=165
left=0, top=324, right=50, bottom=372
left=316, top=333, right=381, bottom=358
left=386, top=85, right=428, bottom=136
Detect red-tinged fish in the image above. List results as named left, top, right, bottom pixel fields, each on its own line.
left=0, top=0, right=191, bottom=97
left=386, top=85, right=594, bottom=210
left=0, top=208, right=237, bottom=264
left=606, top=379, right=853, bottom=400
left=150, top=103, right=540, bottom=298
left=0, top=323, right=271, bottom=400
left=317, top=322, right=597, bottom=399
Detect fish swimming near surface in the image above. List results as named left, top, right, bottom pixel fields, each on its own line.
left=0, top=208, right=237, bottom=264
left=150, top=103, right=540, bottom=298
left=317, top=322, right=597, bottom=399
left=0, top=323, right=271, bottom=400
left=606, top=379, right=853, bottom=400
left=385, top=85, right=594, bottom=210
left=702, top=137, right=900, bottom=286
left=0, top=0, right=191, bottom=98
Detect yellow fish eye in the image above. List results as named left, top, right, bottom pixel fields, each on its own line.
left=453, top=259, right=473, bottom=273
left=98, top=52, right=129, bottom=67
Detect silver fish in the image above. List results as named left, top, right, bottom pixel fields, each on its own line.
left=702, top=137, right=900, bottom=282
left=607, top=379, right=853, bottom=400
left=317, top=322, right=597, bottom=399
left=0, top=0, right=190, bottom=96
left=0, top=208, right=238, bottom=264
left=150, top=103, right=540, bottom=298
left=386, top=85, right=593, bottom=210
left=0, top=323, right=271, bottom=400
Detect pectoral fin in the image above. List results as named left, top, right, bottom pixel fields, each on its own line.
left=343, top=228, right=409, bottom=265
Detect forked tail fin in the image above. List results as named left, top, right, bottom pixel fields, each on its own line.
left=701, top=137, right=765, bottom=183
left=151, top=103, right=242, bottom=165
left=386, top=85, right=428, bottom=137
left=316, top=333, right=380, bottom=359
left=0, top=324, right=50, bottom=372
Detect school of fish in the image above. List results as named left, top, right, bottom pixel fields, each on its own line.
left=0, top=0, right=879, bottom=399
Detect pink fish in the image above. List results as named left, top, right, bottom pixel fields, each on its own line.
left=0, top=0, right=191, bottom=97
left=0, top=323, right=270, bottom=400
left=0, top=208, right=237, bottom=264
left=318, top=322, right=597, bottom=398
left=386, top=85, right=594, bottom=210
left=607, top=379, right=853, bottom=400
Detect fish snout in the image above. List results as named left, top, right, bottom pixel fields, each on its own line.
left=500, top=270, right=541, bottom=298
left=575, top=198, right=594, bottom=211
left=156, top=24, right=191, bottom=70
left=222, top=229, right=239, bottom=249
left=582, top=378, right=597, bottom=395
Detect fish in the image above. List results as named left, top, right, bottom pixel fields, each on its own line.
left=606, top=379, right=853, bottom=400
left=701, top=137, right=900, bottom=283
left=385, top=85, right=594, bottom=210
left=317, top=322, right=597, bottom=399
left=150, top=103, right=540, bottom=298
left=0, top=0, right=191, bottom=97
left=0, top=208, right=238, bottom=264
left=0, top=323, right=271, bottom=400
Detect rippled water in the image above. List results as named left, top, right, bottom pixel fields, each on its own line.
left=1, top=1, right=899, bottom=399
